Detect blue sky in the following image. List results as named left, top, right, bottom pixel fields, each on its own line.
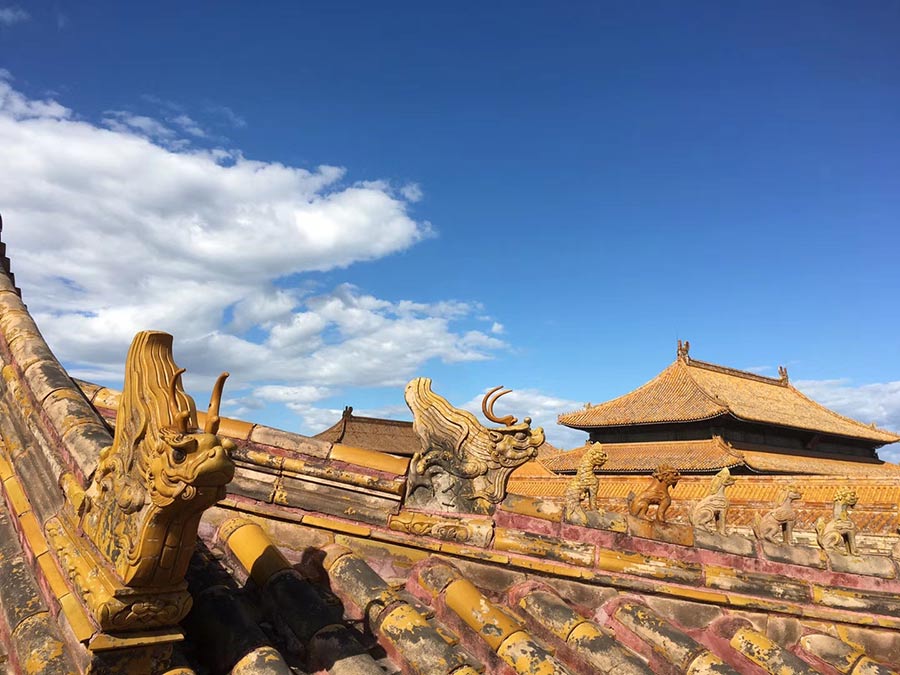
left=2, top=2, right=899, bottom=457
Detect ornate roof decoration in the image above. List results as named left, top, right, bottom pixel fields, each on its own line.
left=559, top=344, right=900, bottom=444
left=404, top=377, right=544, bottom=514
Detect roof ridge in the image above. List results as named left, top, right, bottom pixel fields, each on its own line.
left=713, top=433, right=745, bottom=457
left=348, top=414, right=413, bottom=426
left=558, top=362, right=726, bottom=422
left=686, top=358, right=787, bottom=386
left=677, top=358, right=739, bottom=410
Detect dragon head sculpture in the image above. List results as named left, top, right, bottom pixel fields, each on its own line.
left=404, top=377, right=544, bottom=514
left=82, top=331, right=235, bottom=588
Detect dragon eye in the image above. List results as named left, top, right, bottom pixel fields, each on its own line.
left=172, top=448, right=186, bottom=464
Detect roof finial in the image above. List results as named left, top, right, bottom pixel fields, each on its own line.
left=778, top=365, right=789, bottom=383
left=342, top=405, right=353, bottom=418
left=677, top=339, right=690, bottom=362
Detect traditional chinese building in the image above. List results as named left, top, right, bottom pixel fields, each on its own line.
left=2, top=219, right=900, bottom=674
left=314, top=406, right=423, bottom=457
left=508, top=343, right=900, bottom=543
left=556, top=340, right=899, bottom=470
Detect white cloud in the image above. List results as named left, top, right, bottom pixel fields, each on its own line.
left=0, top=76, right=505, bottom=424
left=400, top=183, right=423, bottom=202
left=794, top=378, right=900, bottom=463
left=254, top=385, right=333, bottom=405
left=490, top=322, right=504, bottom=334
left=102, top=110, right=184, bottom=147
left=0, top=6, right=28, bottom=26
left=461, top=387, right=588, bottom=450
left=206, top=104, right=246, bottom=129
left=170, top=114, right=207, bottom=138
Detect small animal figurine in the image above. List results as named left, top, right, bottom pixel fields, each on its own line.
left=690, top=467, right=736, bottom=535
left=752, top=485, right=802, bottom=544
left=628, top=465, right=681, bottom=523
left=816, top=487, right=858, bottom=555
left=564, top=443, right=608, bottom=524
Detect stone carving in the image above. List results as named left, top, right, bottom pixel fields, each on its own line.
left=690, top=468, right=735, bottom=535
left=676, top=339, right=691, bottom=361
left=81, top=331, right=236, bottom=588
left=564, top=443, right=608, bottom=525
left=404, top=378, right=544, bottom=514
left=752, top=485, right=802, bottom=544
left=627, top=465, right=681, bottom=523
left=816, top=487, right=858, bottom=555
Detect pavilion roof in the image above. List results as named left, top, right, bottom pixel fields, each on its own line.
left=313, top=407, right=423, bottom=456
left=541, top=437, right=900, bottom=476
left=558, top=352, right=900, bottom=444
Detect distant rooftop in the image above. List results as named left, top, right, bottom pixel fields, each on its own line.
left=559, top=340, right=899, bottom=445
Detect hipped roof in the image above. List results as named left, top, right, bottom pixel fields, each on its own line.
left=541, top=437, right=900, bottom=476
left=558, top=356, right=900, bottom=444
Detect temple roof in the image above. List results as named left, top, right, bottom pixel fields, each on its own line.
left=558, top=353, right=900, bottom=444
left=313, top=407, right=423, bottom=456
left=541, top=437, right=900, bottom=476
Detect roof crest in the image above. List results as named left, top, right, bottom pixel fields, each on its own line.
left=686, top=358, right=789, bottom=387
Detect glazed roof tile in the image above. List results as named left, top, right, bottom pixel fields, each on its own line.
left=314, top=409, right=423, bottom=457
left=542, top=437, right=744, bottom=473
left=540, top=437, right=900, bottom=476
left=559, top=357, right=900, bottom=444
left=738, top=447, right=900, bottom=475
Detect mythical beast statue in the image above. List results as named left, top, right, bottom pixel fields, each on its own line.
left=627, top=464, right=681, bottom=523
left=690, top=467, right=736, bottom=535
left=816, top=487, right=859, bottom=555
left=404, top=379, right=544, bottom=514
left=564, top=443, right=608, bottom=525
left=753, top=485, right=802, bottom=545
left=81, top=331, right=235, bottom=588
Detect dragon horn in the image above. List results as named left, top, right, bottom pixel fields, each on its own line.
left=168, top=368, right=190, bottom=433
left=204, top=372, right=229, bottom=435
left=482, top=385, right=517, bottom=426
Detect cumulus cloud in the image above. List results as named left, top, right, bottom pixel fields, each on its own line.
left=794, top=379, right=900, bottom=463
left=0, top=74, right=506, bottom=426
left=0, top=6, right=28, bottom=26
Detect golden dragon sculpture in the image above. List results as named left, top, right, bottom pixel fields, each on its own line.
left=80, top=331, right=235, bottom=589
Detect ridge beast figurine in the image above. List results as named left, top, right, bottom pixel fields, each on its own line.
left=627, top=464, right=681, bottom=523
left=690, top=467, right=736, bottom=535
left=404, top=379, right=544, bottom=514
left=564, top=443, right=608, bottom=525
left=816, top=487, right=859, bottom=555
left=752, top=485, right=802, bottom=545
left=81, top=331, right=236, bottom=588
